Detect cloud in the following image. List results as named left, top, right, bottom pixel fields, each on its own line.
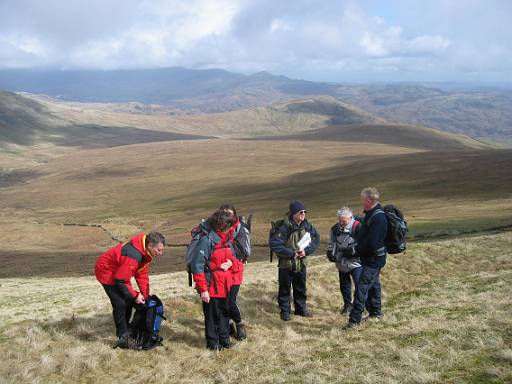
left=0, top=0, right=510, bottom=82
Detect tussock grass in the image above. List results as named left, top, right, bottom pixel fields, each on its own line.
left=1, top=232, right=511, bottom=383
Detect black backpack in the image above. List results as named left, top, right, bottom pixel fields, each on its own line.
left=129, top=295, right=166, bottom=350
left=232, top=215, right=253, bottom=262
left=368, top=205, right=408, bottom=254
left=269, top=219, right=287, bottom=263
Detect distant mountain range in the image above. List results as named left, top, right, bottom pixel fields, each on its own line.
left=0, top=67, right=511, bottom=142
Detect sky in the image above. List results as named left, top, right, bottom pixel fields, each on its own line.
left=0, top=0, right=510, bottom=83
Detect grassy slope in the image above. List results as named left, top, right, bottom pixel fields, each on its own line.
left=0, top=231, right=510, bottom=383
left=261, top=123, right=489, bottom=150
left=0, top=136, right=511, bottom=264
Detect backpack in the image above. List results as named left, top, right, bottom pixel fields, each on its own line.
left=269, top=219, right=287, bottom=263
left=129, top=295, right=166, bottom=350
left=232, top=215, right=253, bottom=262
left=186, top=220, right=211, bottom=287
left=327, top=221, right=360, bottom=262
left=368, top=204, right=408, bottom=254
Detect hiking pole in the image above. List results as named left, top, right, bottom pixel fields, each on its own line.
left=188, top=271, right=192, bottom=287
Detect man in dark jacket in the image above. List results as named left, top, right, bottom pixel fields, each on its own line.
left=346, top=187, right=388, bottom=328
left=270, top=200, right=320, bottom=321
left=95, top=231, right=166, bottom=349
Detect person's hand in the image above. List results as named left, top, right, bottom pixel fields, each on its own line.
left=220, top=259, right=233, bottom=271
left=135, top=293, right=146, bottom=304
left=200, top=291, right=210, bottom=303
left=297, top=249, right=306, bottom=258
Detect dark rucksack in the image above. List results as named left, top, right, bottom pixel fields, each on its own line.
left=269, top=219, right=287, bottom=263
left=129, top=295, right=166, bottom=350
left=232, top=215, right=253, bottom=262
left=368, top=205, right=408, bottom=254
left=327, top=220, right=360, bottom=262
left=186, top=220, right=211, bottom=287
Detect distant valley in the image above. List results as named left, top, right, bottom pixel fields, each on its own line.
left=0, top=67, right=511, bottom=143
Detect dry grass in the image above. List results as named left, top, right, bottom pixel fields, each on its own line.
left=0, top=231, right=511, bottom=383
left=1, top=138, right=511, bottom=257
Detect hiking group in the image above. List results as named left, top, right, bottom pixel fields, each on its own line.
left=94, top=187, right=407, bottom=350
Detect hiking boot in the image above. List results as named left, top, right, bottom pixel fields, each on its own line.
left=343, top=321, right=360, bottom=330
left=235, top=321, right=247, bottom=341
left=207, top=344, right=222, bottom=351
left=229, top=321, right=237, bottom=336
left=295, top=310, right=313, bottom=318
left=220, top=340, right=231, bottom=350
left=115, top=334, right=141, bottom=350
left=280, top=312, right=291, bottom=321
left=368, top=312, right=384, bottom=321
left=340, top=304, right=353, bottom=315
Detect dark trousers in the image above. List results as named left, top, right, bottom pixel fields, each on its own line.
left=349, top=266, right=382, bottom=323
left=349, top=266, right=382, bottom=324
left=202, top=298, right=230, bottom=348
left=227, top=284, right=242, bottom=324
left=278, top=267, right=307, bottom=315
left=102, top=284, right=133, bottom=338
left=339, top=267, right=362, bottom=306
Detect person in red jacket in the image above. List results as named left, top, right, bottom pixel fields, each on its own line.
left=191, top=209, right=238, bottom=350
left=95, top=231, right=165, bottom=349
left=219, top=204, right=247, bottom=341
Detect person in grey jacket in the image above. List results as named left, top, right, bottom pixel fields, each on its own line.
left=327, top=207, right=362, bottom=315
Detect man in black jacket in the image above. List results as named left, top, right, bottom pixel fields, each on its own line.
left=346, top=187, right=388, bottom=328
left=269, top=200, right=321, bottom=321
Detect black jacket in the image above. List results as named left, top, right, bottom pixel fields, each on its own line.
left=356, top=204, right=388, bottom=268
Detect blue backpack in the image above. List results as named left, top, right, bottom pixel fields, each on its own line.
left=129, top=295, right=166, bottom=350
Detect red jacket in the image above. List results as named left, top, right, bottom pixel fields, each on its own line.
left=95, top=233, right=153, bottom=299
left=193, top=228, right=238, bottom=298
left=232, top=258, right=245, bottom=286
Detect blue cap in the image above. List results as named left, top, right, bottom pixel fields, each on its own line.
left=289, top=200, right=306, bottom=215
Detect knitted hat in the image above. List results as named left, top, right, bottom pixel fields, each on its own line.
left=289, top=200, right=307, bottom=215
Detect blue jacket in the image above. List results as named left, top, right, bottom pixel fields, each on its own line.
left=356, top=204, right=388, bottom=268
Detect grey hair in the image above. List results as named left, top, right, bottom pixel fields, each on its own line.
left=337, top=207, right=353, bottom=218
left=361, top=187, right=380, bottom=202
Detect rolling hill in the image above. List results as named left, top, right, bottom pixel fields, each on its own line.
left=0, top=67, right=334, bottom=110
left=259, top=123, right=489, bottom=150
left=4, top=91, right=380, bottom=142
left=1, top=67, right=511, bottom=142
left=0, top=91, right=209, bottom=148
left=0, top=87, right=511, bottom=275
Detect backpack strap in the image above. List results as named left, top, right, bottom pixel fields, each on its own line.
left=351, top=220, right=361, bottom=235
left=366, top=209, right=385, bottom=227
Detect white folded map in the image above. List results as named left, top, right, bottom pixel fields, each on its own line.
left=297, top=232, right=311, bottom=251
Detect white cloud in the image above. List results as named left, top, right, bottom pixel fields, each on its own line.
left=0, top=0, right=510, bottom=82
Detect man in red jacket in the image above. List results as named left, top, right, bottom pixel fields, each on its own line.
left=95, top=231, right=165, bottom=349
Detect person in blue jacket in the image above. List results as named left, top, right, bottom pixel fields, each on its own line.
left=346, top=187, right=388, bottom=328
left=270, top=200, right=320, bottom=321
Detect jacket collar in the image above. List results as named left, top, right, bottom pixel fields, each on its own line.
left=364, top=203, right=382, bottom=215
left=130, top=233, right=151, bottom=261
left=339, top=218, right=356, bottom=232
